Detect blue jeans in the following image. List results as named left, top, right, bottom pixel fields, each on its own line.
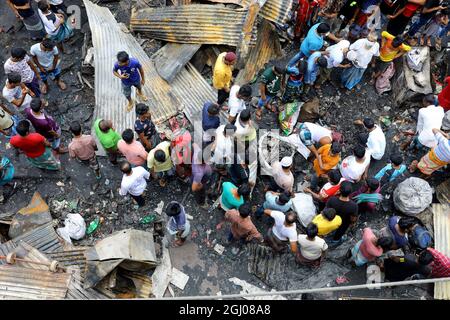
left=40, top=66, right=61, bottom=82
left=257, top=95, right=273, bottom=109
left=407, top=15, right=432, bottom=37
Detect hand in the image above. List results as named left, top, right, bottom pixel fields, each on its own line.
left=304, top=187, right=312, bottom=193
left=141, top=79, right=145, bottom=85
left=322, top=51, right=330, bottom=56
left=439, top=5, right=447, bottom=10
left=353, top=119, right=363, bottom=126
left=387, top=15, right=394, bottom=20
left=343, top=64, right=351, bottom=68
left=224, top=87, right=230, bottom=93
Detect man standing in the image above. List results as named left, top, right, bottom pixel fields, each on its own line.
left=119, top=161, right=150, bottom=207
left=257, top=64, right=283, bottom=119
left=10, top=120, right=60, bottom=170
left=4, top=47, right=41, bottom=97
left=202, top=102, right=221, bottom=144
left=113, top=51, right=147, bottom=112
left=270, top=156, right=295, bottom=193
left=213, top=52, right=237, bottom=106
left=2, top=72, right=34, bottom=112
left=299, top=23, right=341, bottom=59
left=355, top=117, right=386, bottom=160
left=225, top=203, right=263, bottom=245
left=26, top=97, right=68, bottom=154
left=117, top=129, right=148, bottom=167
left=228, top=84, right=252, bottom=123
left=406, top=0, right=447, bottom=38
left=312, top=208, right=342, bottom=237
left=29, top=38, right=65, bottom=94
left=147, top=140, right=175, bottom=187
left=94, top=119, right=121, bottom=164
left=191, top=144, right=212, bottom=207
left=166, top=201, right=191, bottom=247
left=134, top=103, right=159, bottom=152
left=264, top=209, right=298, bottom=254
left=340, top=145, right=371, bottom=182
left=304, top=52, right=329, bottom=95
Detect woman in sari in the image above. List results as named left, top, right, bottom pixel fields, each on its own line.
left=6, top=0, right=46, bottom=40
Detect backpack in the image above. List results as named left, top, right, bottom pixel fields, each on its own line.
left=409, top=225, right=433, bottom=250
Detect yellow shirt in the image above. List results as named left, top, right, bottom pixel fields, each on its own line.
left=213, top=52, right=232, bottom=90
left=380, top=31, right=411, bottom=62
left=147, top=141, right=173, bottom=173
left=312, top=214, right=342, bottom=236
left=313, top=144, right=341, bottom=176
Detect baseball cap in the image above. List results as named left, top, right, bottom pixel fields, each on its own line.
left=224, top=52, right=237, bottom=63
left=280, top=156, right=293, bottom=167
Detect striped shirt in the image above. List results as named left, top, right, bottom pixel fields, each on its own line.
left=433, top=132, right=450, bottom=162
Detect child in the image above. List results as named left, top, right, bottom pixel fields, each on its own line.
left=374, top=153, right=407, bottom=185
left=166, top=201, right=190, bottom=247
left=113, top=51, right=147, bottom=112
left=68, top=121, right=101, bottom=179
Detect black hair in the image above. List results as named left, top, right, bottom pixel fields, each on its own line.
left=166, top=201, right=182, bottom=217
left=392, top=37, right=404, bottom=48
left=154, top=149, right=166, bottom=163
left=16, top=120, right=30, bottom=136
left=317, top=56, right=328, bottom=68
left=7, top=72, right=21, bottom=84
left=121, top=129, right=134, bottom=144
left=377, top=236, right=394, bottom=250
left=237, top=183, right=251, bottom=198
left=353, top=145, right=366, bottom=159
left=357, top=132, right=369, bottom=145
left=418, top=250, right=434, bottom=265
left=278, top=192, right=291, bottom=205
left=11, top=47, right=27, bottom=60
left=422, top=94, right=436, bottom=106
left=366, top=177, right=380, bottom=192
left=239, top=109, right=251, bottom=122
left=117, top=51, right=129, bottom=63
left=273, top=62, right=285, bottom=75
left=37, top=0, right=49, bottom=12
left=317, top=23, right=331, bottom=34
left=224, top=123, right=237, bottom=135
left=306, top=223, right=319, bottom=238
left=285, top=211, right=297, bottom=224
left=30, top=98, right=42, bottom=112
left=390, top=153, right=403, bottom=166
left=238, top=85, right=252, bottom=99
left=322, top=208, right=336, bottom=221
left=340, top=181, right=353, bottom=197
left=41, top=38, right=55, bottom=50
left=207, top=103, right=220, bottom=115
left=238, top=203, right=252, bottom=218
left=120, top=161, right=132, bottom=174
left=398, top=217, right=415, bottom=231
left=328, top=169, right=342, bottom=185
left=98, top=120, right=110, bottom=133
left=363, top=117, right=375, bottom=129
left=136, top=103, right=149, bottom=116
left=331, top=141, right=342, bottom=154
left=70, top=121, right=82, bottom=136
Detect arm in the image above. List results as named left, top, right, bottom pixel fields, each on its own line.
left=263, top=209, right=273, bottom=217
left=138, top=66, right=146, bottom=85
left=51, top=54, right=59, bottom=72
left=10, top=87, right=30, bottom=108
left=290, top=241, right=298, bottom=253
left=304, top=187, right=326, bottom=201
left=388, top=7, right=405, bottom=19
left=138, top=132, right=152, bottom=150
left=6, top=0, right=22, bottom=19
left=259, top=83, right=267, bottom=101
left=326, top=33, right=342, bottom=42
left=27, top=60, right=41, bottom=81
left=32, top=56, right=45, bottom=73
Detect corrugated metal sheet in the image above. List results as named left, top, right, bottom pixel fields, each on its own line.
left=0, top=265, right=71, bottom=299
left=433, top=204, right=450, bottom=300
left=47, top=248, right=89, bottom=270
left=130, top=5, right=257, bottom=47
left=12, top=221, right=63, bottom=253
left=231, top=0, right=294, bottom=25
left=66, top=267, right=110, bottom=300
left=436, top=179, right=450, bottom=205
left=84, top=0, right=219, bottom=133
left=236, top=19, right=282, bottom=84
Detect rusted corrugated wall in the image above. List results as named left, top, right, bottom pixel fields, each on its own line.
left=130, top=5, right=257, bottom=46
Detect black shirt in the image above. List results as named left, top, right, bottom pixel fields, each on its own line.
left=326, top=196, right=359, bottom=240
left=10, top=0, right=34, bottom=18
left=422, top=0, right=441, bottom=20
left=380, top=0, right=407, bottom=15
left=228, top=164, right=249, bottom=186
left=384, top=254, right=431, bottom=282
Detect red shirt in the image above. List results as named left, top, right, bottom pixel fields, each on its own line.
left=427, top=248, right=450, bottom=278
left=438, top=76, right=450, bottom=112
left=10, top=133, right=46, bottom=158
left=403, top=3, right=421, bottom=17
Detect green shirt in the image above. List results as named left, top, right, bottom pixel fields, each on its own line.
left=259, top=67, right=281, bottom=95
left=94, top=119, right=121, bottom=150
left=221, top=181, right=244, bottom=210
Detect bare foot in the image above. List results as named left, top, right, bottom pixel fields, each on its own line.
left=136, top=91, right=148, bottom=101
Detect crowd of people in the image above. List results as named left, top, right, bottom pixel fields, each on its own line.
left=2, top=0, right=450, bottom=286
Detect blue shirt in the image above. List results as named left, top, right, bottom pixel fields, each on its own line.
left=374, top=164, right=407, bottom=182
left=262, top=192, right=292, bottom=212
left=305, top=52, right=322, bottom=84
left=300, top=23, right=324, bottom=57
left=202, top=102, right=220, bottom=131
left=113, top=57, right=142, bottom=86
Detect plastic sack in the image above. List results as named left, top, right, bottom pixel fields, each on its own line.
left=278, top=101, right=302, bottom=136
left=57, top=213, right=86, bottom=244
left=393, top=177, right=433, bottom=216
left=291, top=193, right=316, bottom=227
left=406, top=49, right=425, bottom=72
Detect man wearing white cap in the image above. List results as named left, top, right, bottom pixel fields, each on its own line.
left=269, top=156, right=294, bottom=194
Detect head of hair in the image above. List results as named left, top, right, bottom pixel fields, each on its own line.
left=390, top=153, right=403, bottom=166
left=339, top=181, right=353, bottom=197
left=120, top=161, right=132, bottom=174
left=285, top=211, right=297, bottom=225
left=366, top=177, right=380, bottom=192
left=422, top=94, right=436, bottom=106
left=377, top=236, right=394, bottom=250
left=363, top=117, right=375, bottom=129
left=239, top=109, right=251, bottom=122
left=322, top=208, right=336, bottom=221
left=154, top=149, right=166, bottom=163
left=207, top=103, right=220, bottom=115
left=98, top=120, right=110, bottom=133
left=117, top=51, right=129, bottom=63
left=11, top=47, right=27, bottom=60
left=224, top=123, right=236, bottom=136
left=418, top=250, right=434, bottom=265
left=238, top=85, right=252, bottom=99
left=398, top=217, right=415, bottom=231
left=41, top=38, right=55, bottom=50
left=237, top=183, right=251, bottom=198
left=331, top=141, right=342, bottom=154
left=166, top=201, right=182, bottom=217
left=328, top=169, right=342, bottom=185
left=70, top=121, right=82, bottom=136
left=273, top=62, right=285, bottom=75
left=135, top=103, right=149, bottom=116
left=30, top=98, right=42, bottom=112
left=16, top=120, right=30, bottom=136
left=357, top=132, right=369, bottom=146
left=317, top=56, right=328, bottom=68
left=278, top=191, right=291, bottom=205
left=353, top=145, right=366, bottom=159
left=121, top=129, right=134, bottom=144
left=238, top=203, right=252, bottom=218
left=7, top=72, right=21, bottom=84
left=306, top=223, right=319, bottom=238
left=317, top=23, right=331, bottom=34
left=37, top=0, right=49, bottom=12
left=392, top=36, right=404, bottom=48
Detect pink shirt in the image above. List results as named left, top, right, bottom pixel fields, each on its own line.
left=359, top=228, right=383, bottom=261
left=117, top=140, right=148, bottom=166
left=68, top=135, right=97, bottom=160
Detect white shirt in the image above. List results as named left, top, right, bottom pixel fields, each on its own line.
left=30, top=43, right=59, bottom=70
left=305, top=122, right=332, bottom=143
left=348, top=39, right=380, bottom=69
left=325, top=40, right=350, bottom=68
left=270, top=210, right=297, bottom=242
left=234, top=113, right=256, bottom=141
left=2, top=81, right=32, bottom=112
left=38, top=9, right=62, bottom=36
left=339, top=150, right=371, bottom=182
left=213, top=125, right=234, bottom=164
left=119, top=166, right=150, bottom=197
left=228, top=85, right=246, bottom=117
left=367, top=125, right=386, bottom=160
left=416, top=105, right=445, bottom=148
left=271, top=161, right=294, bottom=192
left=297, top=234, right=328, bottom=260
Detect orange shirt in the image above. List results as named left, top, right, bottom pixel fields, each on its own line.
left=313, top=143, right=341, bottom=176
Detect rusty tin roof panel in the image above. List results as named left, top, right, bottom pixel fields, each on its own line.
left=240, top=0, right=294, bottom=25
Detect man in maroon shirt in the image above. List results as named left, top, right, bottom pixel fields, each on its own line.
left=10, top=120, right=61, bottom=170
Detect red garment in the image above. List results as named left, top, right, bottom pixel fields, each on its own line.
left=438, top=76, right=450, bottom=112
left=295, top=0, right=313, bottom=38
left=10, top=133, right=46, bottom=158
left=402, top=3, right=421, bottom=18
left=427, top=248, right=450, bottom=278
